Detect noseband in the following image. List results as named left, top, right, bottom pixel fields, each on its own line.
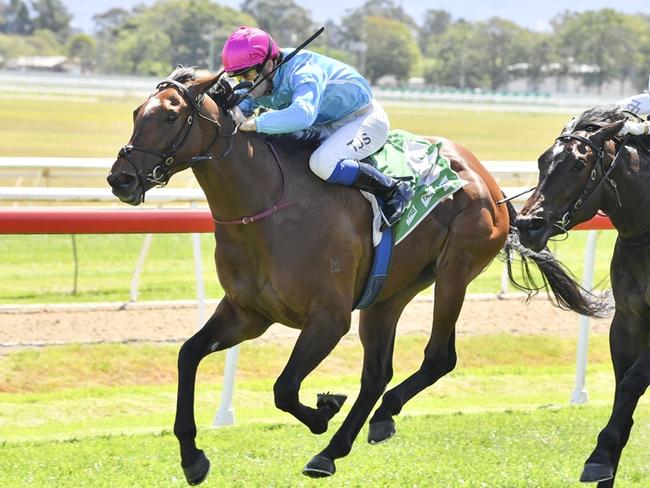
left=553, top=132, right=627, bottom=229
left=118, top=78, right=237, bottom=191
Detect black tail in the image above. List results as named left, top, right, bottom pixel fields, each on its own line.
left=501, top=201, right=612, bottom=318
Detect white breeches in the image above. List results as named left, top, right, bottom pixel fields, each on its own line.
left=308, top=100, right=390, bottom=180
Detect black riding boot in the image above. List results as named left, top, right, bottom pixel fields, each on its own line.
left=353, top=162, right=414, bottom=229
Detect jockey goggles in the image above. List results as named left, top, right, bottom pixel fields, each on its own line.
left=229, top=67, right=260, bottom=83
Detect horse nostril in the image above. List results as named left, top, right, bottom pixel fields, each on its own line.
left=107, top=171, right=136, bottom=191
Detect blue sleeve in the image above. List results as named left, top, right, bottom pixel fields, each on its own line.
left=255, top=66, right=326, bottom=134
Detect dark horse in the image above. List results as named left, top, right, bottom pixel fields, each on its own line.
left=515, top=106, right=650, bottom=487
left=107, top=68, right=606, bottom=485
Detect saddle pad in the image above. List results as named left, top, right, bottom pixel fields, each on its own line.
left=373, top=129, right=468, bottom=245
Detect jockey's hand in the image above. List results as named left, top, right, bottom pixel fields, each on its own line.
left=239, top=117, right=257, bottom=132
left=620, top=120, right=650, bottom=136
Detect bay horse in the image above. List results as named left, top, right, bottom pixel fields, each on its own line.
left=515, top=106, right=650, bottom=487
left=107, top=67, right=607, bottom=485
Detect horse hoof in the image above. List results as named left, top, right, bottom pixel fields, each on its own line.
left=580, top=463, right=614, bottom=483
left=317, top=392, right=347, bottom=416
left=183, top=450, right=211, bottom=486
left=368, top=419, right=396, bottom=444
left=303, top=454, right=336, bottom=478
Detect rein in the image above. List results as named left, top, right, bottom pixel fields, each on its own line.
left=554, top=133, right=629, bottom=229
left=118, top=77, right=236, bottom=193
left=212, top=142, right=292, bottom=225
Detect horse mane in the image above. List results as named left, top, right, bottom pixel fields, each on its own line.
left=569, top=105, right=630, bottom=132
left=168, top=65, right=200, bottom=84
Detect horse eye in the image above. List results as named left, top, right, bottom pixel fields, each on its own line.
left=166, top=113, right=178, bottom=124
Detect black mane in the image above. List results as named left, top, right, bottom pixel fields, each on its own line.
left=168, top=65, right=199, bottom=84
left=572, top=105, right=630, bottom=131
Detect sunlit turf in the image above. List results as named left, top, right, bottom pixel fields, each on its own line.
left=0, top=333, right=625, bottom=441
left=0, top=336, right=648, bottom=487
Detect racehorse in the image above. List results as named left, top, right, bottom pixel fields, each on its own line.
left=514, top=106, right=650, bottom=487
left=107, top=67, right=608, bottom=485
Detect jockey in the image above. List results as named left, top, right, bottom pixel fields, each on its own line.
left=221, top=25, right=413, bottom=229
left=617, top=79, right=650, bottom=136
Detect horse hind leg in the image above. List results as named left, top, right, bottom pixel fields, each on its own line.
left=173, top=298, right=271, bottom=486
left=367, top=257, right=474, bottom=443
left=272, top=308, right=351, bottom=436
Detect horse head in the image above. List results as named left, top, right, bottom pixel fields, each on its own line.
left=107, top=67, right=235, bottom=205
left=514, top=107, right=627, bottom=251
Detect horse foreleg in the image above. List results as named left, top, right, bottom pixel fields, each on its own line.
left=581, top=317, right=650, bottom=485
left=582, top=350, right=650, bottom=486
left=173, top=298, right=270, bottom=486
left=272, top=309, right=350, bottom=436
left=303, top=301, right=401, bottom=477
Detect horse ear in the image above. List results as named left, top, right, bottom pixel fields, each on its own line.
left=188, top=72, right=223, bottom=97
left=591, top=120, right=626, bottom=145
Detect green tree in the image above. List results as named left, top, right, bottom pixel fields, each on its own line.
left=4, top=0, right=32, bottom=35
left=240, top=0, right=315, bottom=46
left=92, top=8, right=131, bottom=74
left=516, top=31, right=556, bottom=92
left=476, top=17, right=528, bottom=91
left=67, top=33, right=95, bottom=73
left=553, top=9, right=641, bottom=93
left=363, top=16, right=420, bottom=84
left=95, top=0, right=254, bottom=75
left=30, top=0, right=71, bottom=41
left=424, top=20, right=486, bottom=88
left=419, top=9, right=451, bottom=52
left=340, top=0, right=416, bottom=45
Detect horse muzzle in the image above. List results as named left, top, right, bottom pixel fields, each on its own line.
left=107, top=170, right=144, bottom=206
left=514, top=214, right=552, bottom=252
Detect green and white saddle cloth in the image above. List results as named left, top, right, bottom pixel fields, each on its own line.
left=363, top=129, right=468, bottom=245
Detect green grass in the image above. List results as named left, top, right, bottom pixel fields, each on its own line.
left=0, top=336, right=648, bottom=487
left=0, top=229, right=616, bottom=304
left=0, top=96, right=572, bottom=159
left=0, top=96, right=137, bottom=157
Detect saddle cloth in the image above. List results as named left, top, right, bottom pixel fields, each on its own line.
left=362, top=129, right=468, bottom=246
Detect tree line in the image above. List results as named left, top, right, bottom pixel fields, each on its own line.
left=2, top=0, right=650, bottom=92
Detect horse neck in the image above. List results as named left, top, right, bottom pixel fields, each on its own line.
left=600, top=146, right=650, bottom=238
left=191, top=133, right=284, bottom=224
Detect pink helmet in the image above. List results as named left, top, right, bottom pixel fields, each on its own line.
left=222, top=26, right=280, bottom=75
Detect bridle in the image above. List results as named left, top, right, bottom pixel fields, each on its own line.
left=117, top=77, right=237, bottom=193
left=116, top=75, right=292, bottom=225
left=552, top=131, right=628, bottom=230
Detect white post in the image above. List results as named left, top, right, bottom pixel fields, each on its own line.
left=571, top=230, right=600, bottom=404
left=130, top=233, right=153, bottom=302
left=213, top=345, right=240, bottom=426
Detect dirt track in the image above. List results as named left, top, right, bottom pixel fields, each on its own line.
left=0, top=295, right=611, bottom=349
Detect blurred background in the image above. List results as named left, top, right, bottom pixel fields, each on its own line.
left=2, top=0, right=650, bottom=96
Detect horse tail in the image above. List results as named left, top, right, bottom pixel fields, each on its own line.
left=501, top=201, right=612, bottom=318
